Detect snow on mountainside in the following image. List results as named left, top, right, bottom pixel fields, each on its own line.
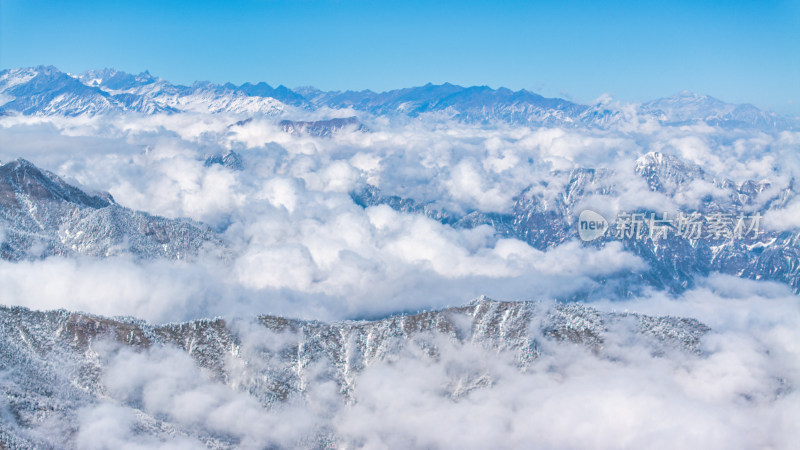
left=0, top=159, right=223, bottom=260
left=0, top=297, right=709, bottom=448
left=0, top=66, right=285, bottom=116
left=0, top=66, right=795, bottom=129
left=297, top=82, right=589, bottom=125
left=354, top=151, right=800, bottom=295
left=279, top=116, right=368, bottom=137
left=0, top=66, right=153, bottom=116
left=79, top=68, right=159, bottom=91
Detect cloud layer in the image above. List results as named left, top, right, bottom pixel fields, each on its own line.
left=1, top=111, right=797, bottom=323
left=0, top=109, right=799, bottom=448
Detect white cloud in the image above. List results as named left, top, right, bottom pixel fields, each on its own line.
left=1, top=110, right=799, bottom=448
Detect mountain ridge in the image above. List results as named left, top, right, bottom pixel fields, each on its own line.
left=0, top=158, right=223, bottom=261
left=0, top=297, right=710, bottom=448
left=1, top=66, right=795, bottom=129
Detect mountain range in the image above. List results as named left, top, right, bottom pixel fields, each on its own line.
left=0, top=297, right=709, bottom=448
left=1, top=66, right=796, bottom=130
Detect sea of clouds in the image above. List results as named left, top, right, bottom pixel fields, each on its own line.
left=0, top=109, right=799, bottom=448
left=0, top=111, right=798, bottom=322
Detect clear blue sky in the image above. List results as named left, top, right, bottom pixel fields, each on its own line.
left=1, top=0, right=798, bottom=114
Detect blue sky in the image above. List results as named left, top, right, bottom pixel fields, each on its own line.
left=1, top=0, right=798, bottom=114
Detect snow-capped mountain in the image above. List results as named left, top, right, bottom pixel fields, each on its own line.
left=0, top=66, right=795, bottom=129
left=642, top=90, right=794, bottom=129
left=0, top=297, right=708, bottom=448
left=0, top=66, right=172, bottom=116
left=0, top=66, right=286, bottom=116
left=295, top=82, right=589, bottom=125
